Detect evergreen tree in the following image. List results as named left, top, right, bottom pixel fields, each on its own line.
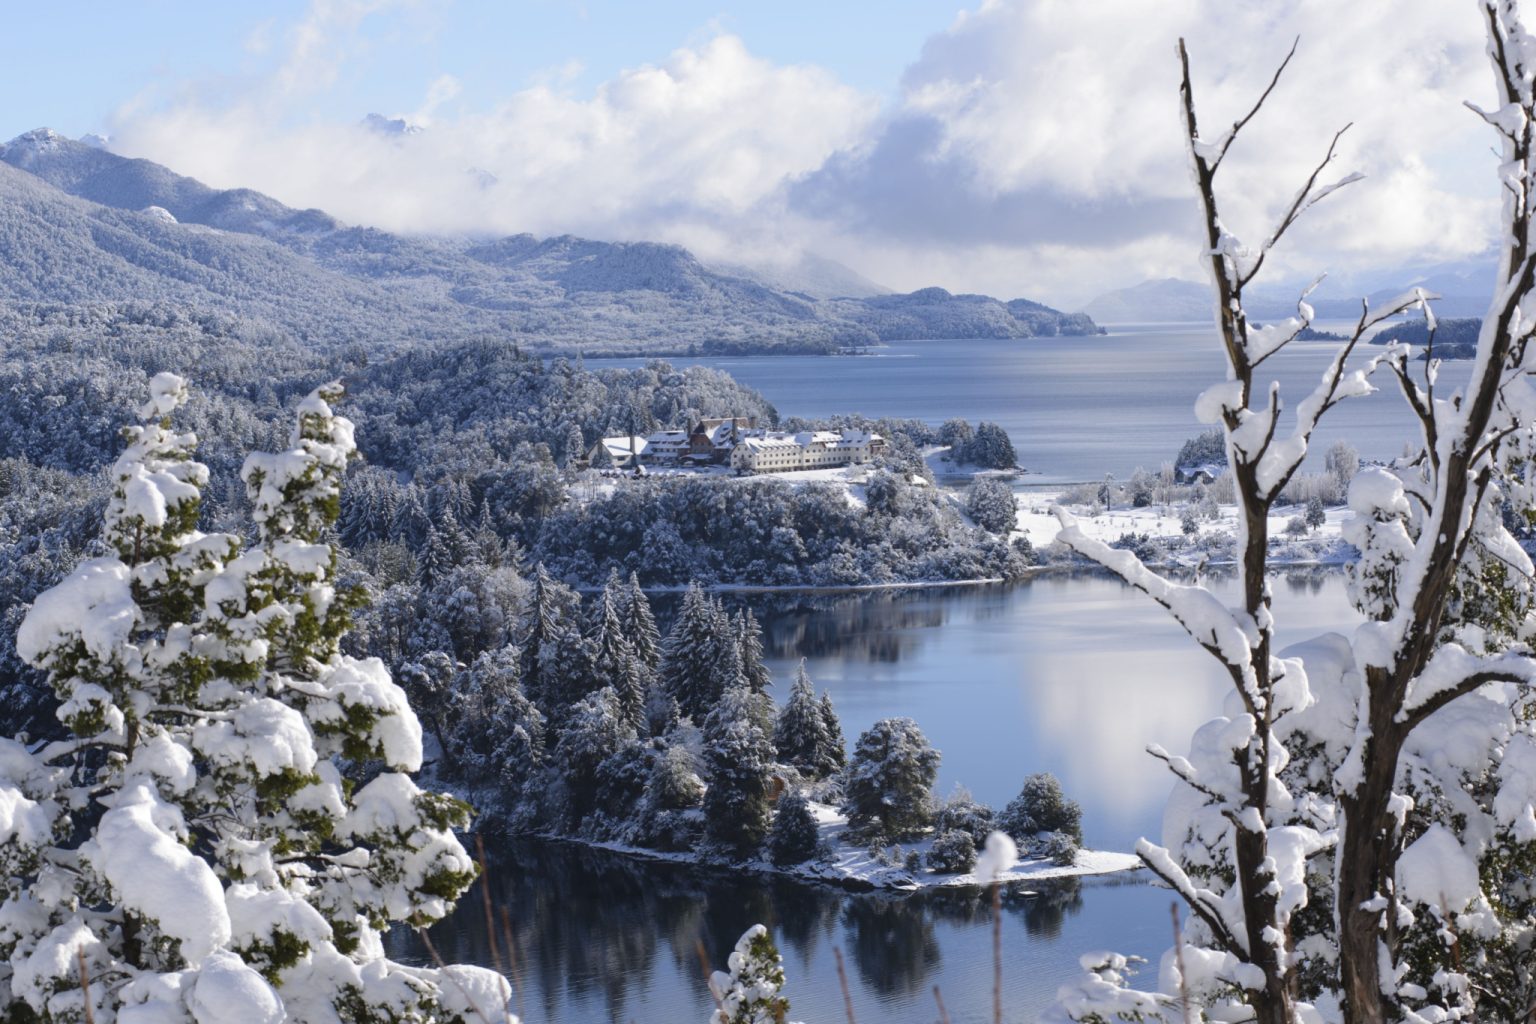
left=766, top=790, right=821, bottom=866
left=998, top=772, right=1083, bottom=843
left=622, top=570, right=662, bottom=670
left=773, top=661, right=837, bottom=777
left=554, top=686, right=635, bottom=826
left=561, top=423, right=585, bottom=468
left=590, top=580, right=645, bottom=731
left=701, top=685, right=775, bottom=858
left=842, top=718, right=940, bottom=840
left=1304, top=495, right=1327, bottom=530
left=519, top=563, right=561, bottom=708
left=708, top=925, right=790, bottom=1024
left=418, top=524, right=456, bottom=586
left=818, top=691, right=847, bottom=774
left=5, top=377, right=506, bottom=1022
left=660, top=583, right=737, bottom=721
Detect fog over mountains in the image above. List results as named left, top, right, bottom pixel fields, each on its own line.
left=1083, top=259, right=1500, bottom=325
left=0, top=128, right=1096, bottom=355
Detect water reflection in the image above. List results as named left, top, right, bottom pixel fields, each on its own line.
left=666, top=572, right=1360, bottom=849
left=396, top=838, right=1154, bottom=1024
left=458, top=572, right=1361, bottom=1022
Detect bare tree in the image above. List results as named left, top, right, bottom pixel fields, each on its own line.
left=1051, top=6, right=1536, bottom=1024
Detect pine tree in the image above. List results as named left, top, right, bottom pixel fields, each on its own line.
left=561, top=423, right=585, bottom=469
left=589, top=580, right=644, bottom=732
left=818, top=691, right=847, bottom=774
left=708, top=925, right=790, bottom=1024
left=554, top=686, right=635, bottom=826
left=702, top=685, right=775, bottom=858
left=773, top=661, right=836, bottom=777
left=622, top=571, right=661, bottom=671
left=766, top=790, right=821, bottom=866
left=843, top=718, right=940, bottom=840
left=5, top=377, right=507, bottom=1022
left=660, top=584, right=737, bottom=722
left=519, top=563, right=561, bottom=708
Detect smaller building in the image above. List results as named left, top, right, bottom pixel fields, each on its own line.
left=588, top=435, right=649, bottom=470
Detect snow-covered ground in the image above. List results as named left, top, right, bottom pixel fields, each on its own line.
left=574, top=801, right=1141, bottom=894
left=1016, top=488, right=1354, bottom=565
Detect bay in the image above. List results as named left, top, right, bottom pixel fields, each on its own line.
left=412, top=572, right=1362, bottom=1023
left=586, top=322, right=1464, bottom=482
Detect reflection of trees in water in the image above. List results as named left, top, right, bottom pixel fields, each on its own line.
left=1278, top=567, right=1331, bottom=598
left=1014, top=879, right=1084, bottom=939
left=396, top=840, right=849, bottom=1023
left=394, top=839, right=1095, bottom=1019
left=840, top=895, right=942, bottom=996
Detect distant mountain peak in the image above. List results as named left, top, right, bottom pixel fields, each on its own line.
left=361, top=113, right=424, bottom=137
left=1, top=127, right=71, bottom=161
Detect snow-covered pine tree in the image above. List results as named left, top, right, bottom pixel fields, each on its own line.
left=773, top=661, right=836, bottom=777
left=518, top=563, right=561, bottom=709
left=553, top=686, right=635, bottom=828
left=588, top=579, right=645, bottom=732
left=816, top=692, right=847, bottom=775
left=4, top=376, right=509, bottom=1022
left=621, top=571, right=661, bottom=672
left=701, top=685, right=775, bottom=858
left=766, top=790, right=820, bottom=867
left=707, top=925, right=790, bottom=1024
left=660, top=584, right=735, bottom=722
left=842, top=718, right=939, bottom=840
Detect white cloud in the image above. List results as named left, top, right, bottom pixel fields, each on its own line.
left=108, top=28, right=877, bottom=243
left=101, top=0, right=1508, bottom=307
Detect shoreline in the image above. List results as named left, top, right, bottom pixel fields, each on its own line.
left=505, top=799, right=1145, bottom=897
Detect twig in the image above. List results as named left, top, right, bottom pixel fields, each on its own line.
left=78, top=948, right=95, bottom=1024
left=696, top=939, right=726, bottom=1016
left=475, top=836, right=505, bottom=975
left=833, top=946, right=857, bottom=1024
left=417, top=926, right=493, bottom=1024
left=499, top=906, right=525, bottom=1024
left=934, top=985, right=952, bottom=1024
left=1172, top=903, right=1192, bottom=1024
left=993, top=881, right=1004, bottom=1024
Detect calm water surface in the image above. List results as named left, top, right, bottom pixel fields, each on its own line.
left=587, top=322, right=1467, bottom=482
left=409, top=573, right=1362, bottom=1023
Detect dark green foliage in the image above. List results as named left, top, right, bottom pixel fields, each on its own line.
left=1176, top=429, right=1225, bottom=471
left=767, top=791, right=822, bottom=866
left=998, top=772, right=1083, bottom=844
left=773, top=662, right=842, bottom=778
left=926, top=829, right=977, bottom=873
left=702, top=686, right=775, bottom=858
left=843, top=718, right=940, bottom=840
left=934, top=788, right=995, bottom=845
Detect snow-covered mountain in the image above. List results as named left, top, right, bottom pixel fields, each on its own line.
left=0, top=128, right=1098, bottom=353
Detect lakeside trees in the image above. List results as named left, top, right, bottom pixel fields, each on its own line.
left=1052, top=9, right=1536, bottom=1023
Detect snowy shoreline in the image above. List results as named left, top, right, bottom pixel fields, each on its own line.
left=518, top=801, right=1144, bottom=895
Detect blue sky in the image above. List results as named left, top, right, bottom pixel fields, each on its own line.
left=0, top=2, right=1504, bottom=306
left=0, top=2, right=958, bottom=139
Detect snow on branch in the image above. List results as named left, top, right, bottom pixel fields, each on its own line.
left=1398, top=644, right=1536, bottom=727
left=1052, top=508, right=1263, bottom=707
left=1135, top=838, right=1247, bottom=956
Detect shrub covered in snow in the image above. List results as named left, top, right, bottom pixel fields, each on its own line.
left=925, top=829, right=978, bottom=874
left=0, top=377, right=509, bottom=1022
left=707, top=925, right=791, bottom=1024
left=965, top=477, right=1018, bottom=533
left=998, top=773, right=1083, bottom=844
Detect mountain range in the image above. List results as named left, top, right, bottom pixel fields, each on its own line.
left=0, top=128, right=1096, bottom=355
left=1084, top=260, right=1499, bottom=325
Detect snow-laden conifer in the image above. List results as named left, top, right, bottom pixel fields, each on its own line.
left=701, top=685, right=774, bottom=858
left=842, top=718, right=939, bottom=840
left=2, top=376, right=509, bottom=1022
left=707, top=925, right=790, bottom=1024
left=772, top=662, right=839, bottom=778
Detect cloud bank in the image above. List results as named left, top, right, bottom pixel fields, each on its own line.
left=104, top=0, right=1503, bottom=307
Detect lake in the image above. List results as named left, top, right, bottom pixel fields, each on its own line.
left=586, top=322, right=1467, bottom=482
left=405, top=571, right=1363, bottom=1023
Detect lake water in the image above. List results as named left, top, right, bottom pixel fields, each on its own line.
left=586, top=322, right=1467, bottom=482
left=407, top=572, right=1363, bottom=1023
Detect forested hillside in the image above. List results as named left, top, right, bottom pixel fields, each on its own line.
left=0, top=128, right=1096, bottom=354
